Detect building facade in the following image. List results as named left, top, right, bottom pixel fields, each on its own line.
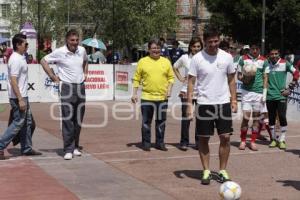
left=176, top=0, right=210, bottom=42
left=0, top=0, right=11, bottom=38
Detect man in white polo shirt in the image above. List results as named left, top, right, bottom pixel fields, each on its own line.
left=0, top=33, right=41, bottom=160
left=41, top=29, right=88, bottom=160
left=187, top=27, right=237, bottom=185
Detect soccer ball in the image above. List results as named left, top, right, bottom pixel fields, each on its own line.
left=243, top=63, right=257, bottom=77
left=219, top=181, right=242, bottom=200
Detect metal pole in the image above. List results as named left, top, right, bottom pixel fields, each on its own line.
left=67, top=0, right=70, bottom=29
left=261, top=0, right=266, bottom=55
left=37, top=0, right=41, bottom=62
left=280, top=11, right=284, bottom=53
left=112, top=0, right=115, bottom=101
left=20, top=0, right=23, bottom=30
left=194, top=0, right=199, bottom=37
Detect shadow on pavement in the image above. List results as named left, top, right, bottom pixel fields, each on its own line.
left=277, top=180, right=300, bottom=191
left=230, top=141, right=241, bottom=149
left=7, top=147, right=22, bottom=157
left=285, top=149, right=300, bottom=157
left=38, top=148, right=64, bottom=157
left=173, top=170, right=219, bottom=181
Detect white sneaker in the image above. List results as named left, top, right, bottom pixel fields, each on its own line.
left=64, top=153, right=73, bottom=160
left=73, top=149, right=82, bottom=156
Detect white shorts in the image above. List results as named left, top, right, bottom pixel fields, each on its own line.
left=260, top=103, right=268, bottom=113
left=241, top=90, right=264, bottom=112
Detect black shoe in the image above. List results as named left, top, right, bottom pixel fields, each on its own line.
left=192, top=143, right=199, bottom=150
left=155, top=143, right=168, bottom=151
left=22, top=149, right=42, bottom=156
left=141, top=144, right=151, bottom=151
left=178, top=144, right=188, bottom=151
left=0, top=150, right=5, bottom=160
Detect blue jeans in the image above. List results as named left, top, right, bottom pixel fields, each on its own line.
left=0, top=98, right=33, bottom=153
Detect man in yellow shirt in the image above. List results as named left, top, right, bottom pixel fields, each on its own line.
left=131, top=39, right=175, bottom=151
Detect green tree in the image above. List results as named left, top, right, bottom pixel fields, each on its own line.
left=9, top=0, right=67, bottom=43
left=10, top=0, right=178, bottom=52
left=205, top=0, right=300, bottom=53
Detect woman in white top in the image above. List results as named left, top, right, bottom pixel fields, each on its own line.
left=173, top=37, right=203, bottom=151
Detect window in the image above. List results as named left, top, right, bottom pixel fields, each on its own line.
left=1, top=4, right=10, bottom=18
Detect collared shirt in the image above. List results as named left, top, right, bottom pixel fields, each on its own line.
left=44, top=45, right=88, bottom=83
left=7, top=52, right=28, bottom=98
left=238, top=54, right=270, bottom=93
left=267, top=58, right=295, bottom=100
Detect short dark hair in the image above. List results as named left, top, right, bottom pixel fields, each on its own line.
left=250, top=43, right=260, bottom=49
left=188, top=37, right=203, bottom=54
left=148, top=38, right=160, bottom=49
left=65, top=29, right=79, bottom=39
left=12, top=33, right=27, bottom=51
left=203, top=26, right=220, bottom=41
left=219, top=40, right=230, bottom=51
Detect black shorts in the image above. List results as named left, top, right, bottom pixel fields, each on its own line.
left=195, top=103, right=233, bottom=137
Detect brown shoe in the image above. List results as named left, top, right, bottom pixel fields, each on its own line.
left=0, top=150, right=5, bottom=160
left=239, top=141, right=246, bottom=150
left=249, top=142, right=258, bottom=151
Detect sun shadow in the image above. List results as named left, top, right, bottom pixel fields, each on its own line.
left=38, top=148, right=64, bottom=157
left=174, top=170, right=219, bottom=181
left=7, top=147, right=22, bottom=157
left=285, top=149, right=300, bottom=157
left=277, top=180, right=300, bottom=191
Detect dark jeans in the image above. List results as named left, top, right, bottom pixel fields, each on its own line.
left=0, top=97, right=33, bottom=153
left=141, top=100, right=168, bottom=146
left=266, top=100, right=287, bottom=126
left=60, top=82, right=86, bottom=153
left=180, top=98, right=197, bottom=146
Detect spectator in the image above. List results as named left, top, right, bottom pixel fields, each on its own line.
left=27, top=54, right=38, bottom=64
left=169, top=40, right=184, bottom=65
left=131, top=38, right=174, bottom=152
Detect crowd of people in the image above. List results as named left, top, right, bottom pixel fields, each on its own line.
left=131, top=27, right=299, bottom=185
left=0, top=27, right=299, bottom=188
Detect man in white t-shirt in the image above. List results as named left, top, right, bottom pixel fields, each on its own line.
left=41, top=29, right=88, bottom=160
left=0, top=34, right=42, bottom=160
left=187, top=27, right=237, bottom=185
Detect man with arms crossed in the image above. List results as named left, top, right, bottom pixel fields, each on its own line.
left=41, top=29, right=88, bottom=160
left=187, top=27, right=237, bottom=185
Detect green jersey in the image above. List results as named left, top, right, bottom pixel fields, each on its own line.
left=238, top=54, right=270, bottom=93
left=267, top=58, right=295, bottom=100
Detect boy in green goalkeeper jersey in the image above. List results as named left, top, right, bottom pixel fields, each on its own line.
left=267, top=48, right=299, bottom=150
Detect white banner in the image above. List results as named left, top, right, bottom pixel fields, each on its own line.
left=115, top=64, right=136, bottom=101
left=0, top=64, right=114, bottom=103
left=85, top=64, right=113, bottom=101
left=0, top=66, right=9, bottom=104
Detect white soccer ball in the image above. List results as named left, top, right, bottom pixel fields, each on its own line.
left=219, top=181, right=242, bottom=200
left=243, top=63, right=257, bottom=77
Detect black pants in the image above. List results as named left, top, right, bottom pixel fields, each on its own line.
left=60, top=82, right=86, bottom=153
left=180, top=98, right=197, bottom=145
left=141, top=100, right=168, bottom=146
left=266, top=100, right=287, bottom=126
